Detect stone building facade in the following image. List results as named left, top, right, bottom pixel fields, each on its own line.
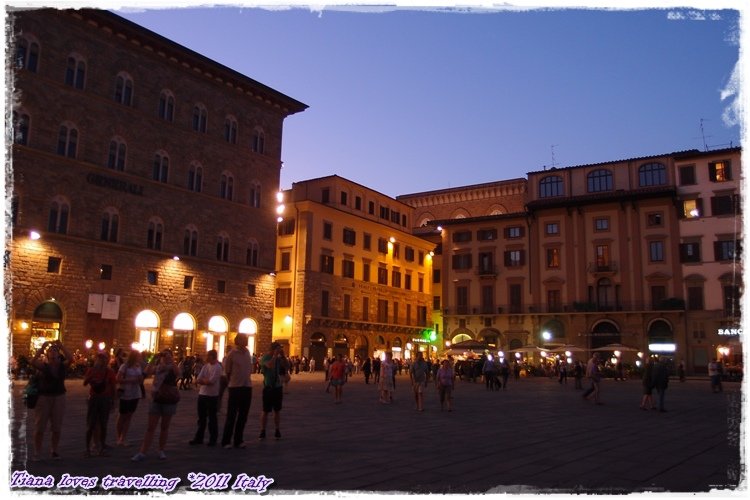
left=8, top=9, right=306, bottom=359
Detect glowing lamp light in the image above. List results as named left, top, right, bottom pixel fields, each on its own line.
left=445, top=341, right=451, bottom=347
left=498, top=351, right=505, bottom=358
left=718, top=347, right=731, bottom=357
left=276, top=204, right=285, bottom=215
left=637, top=352, right=644, bottom=359
left=131, top=342, right=143, bottom=352
left=276, top=192, right=284, bottom=203
left=540, top=351, right=547, bottom=358
left=29, top=230, right=41, bottom=240
left=565, top=351, right=572, bottom=357
left=635, top=360, right=642, bottom=368
left=98, top=342, right=106, bottom=351
left=487, top=354, right=493, bottom=361
left=611, top=357, right=618, bottom=364
left=284, top=315, right=293, bottom=325
left=542, top=331, right=552, bottom=341
left=172, top=255, right=180, bottom=261
left=389, top=237, right=396, bottom=243
left=614, top=350, right=621, bottom=358
left=85, top=339, right=93, bottom=349
left=20, top=321, right=29, bottom=330
left=689, top=208, right=700, bottom=217
left=436, top=226, right=443, bottom=232
left=429, top=251, right=434, bottom=257
left=515, top=352, right=521, bottom=359
left=567, top=357, right=573, bottom=364
left=277, top=217, right=284, bottom=223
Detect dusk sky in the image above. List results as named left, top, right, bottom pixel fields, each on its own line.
left=114, top=3, right=743, bottom=197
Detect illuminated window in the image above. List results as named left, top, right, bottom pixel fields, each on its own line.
left=546, top=248, right=560, bottom=268
left=682, top=198, right=703, bottom=219
left=709, top=161, right=731, bottom=182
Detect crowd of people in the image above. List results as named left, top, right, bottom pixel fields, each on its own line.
left=17, top=339, right=739, bottom=462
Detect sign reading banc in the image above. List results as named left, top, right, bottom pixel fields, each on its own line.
left=717, top=328, right=742, bottom=336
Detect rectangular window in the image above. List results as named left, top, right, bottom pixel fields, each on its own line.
left=687, top=286, right=704, bottom=311
left=509, top=284, right=522, bottom=314
left=343, top=294, right=351, bottom=319
left=545, top=223, right=559, bottom=235
left=379, top=206, right=390, bottom=220
left=321, top=291, right=330, bottom=317
left=363, top=233, right=372, bottom=251
left=680, top=242, right=701, bottom=263
left=682, top=198, right=703, bottom=219
left=477, top=229, right=497, bottom=241
left=481, top=285, right=494, bottom=314
left=547, top=289, right=562, bottom=313
left=217, top=280, right=226, bottom=294
left=392, top=243, right=400, bottom=259
left=342, top=259, right=355, bottom=279
left=278, top=220, right=295, bottom=237
left=452, top=231, right=472, bottom=243
left=393, top=302, right=399, bottom=324
left=504, top=250, right=525, bottom=267
left=377, top=238, right=388, bottom=254
left=651, top=285, right=666, bottom=309
left=709, top=161, right=731, bottom=182
left=595, top=245, right=610, bottom=269
left=363, top=262, right=371, bottom=282
left=505, top=226, right=523, bottom=239
left=594, top=217, right=609, bottom=231
left=355, top=196, right=362, bottom=211
left=679, top=165, right=696, bottom=185
left=377, top=267, right=388, bottom=285
left=546, top=248, right=560, bottom=268
left=321, top=188, right=330, bottom=203
left=433, top=296, right=441, bottom=311
left=377, top=299, right=388, bottom=323
left=714, top=240, right=741, bottom=261
left=456, top=286, right=469, bottom=315
left=418, top=275, right=424, bottom=293
left=478, top=252, right=494, bottom=274
left=404, top=273, right=412, bottom=290
left=343, top=228, right=356, bottom=246
left=405, top=246, right=415, bottom=262
left=452, top=253, right=473, bottom=270
left=184, top=276, right=194, bottom=290
left=405, top=304, right=412, bottom=326
left=47, top=256, right=62, bottom=274
left=392, top=269, right=402, bottom=288
left=100, top=264, right=113, bottom=280
left=368, top=201, right=375, bottom=215
left=647, top=212, right=663, bottom=227
left=280, top=252, right=291, bottom=271
left=340, top=191, right=348, bottom=206
left=320, top=254, right=334, bottom=274
left=362, top=297, right=370, bottom=321
left=147, top=270, right=158, bottom=285
left=649, top=241, right=664, bottom=262
left=247, top=284, right=256, bottom=297
left=323, top=222, right=332, bottom=240
left=433, top=269, right=441, bottom=284
left=711, top=194, right=739, bottom=216
left=275, top=288, right=292, bottom=307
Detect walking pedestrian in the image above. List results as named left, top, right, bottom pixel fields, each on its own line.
left=410, top=352, right=428, bottom=411
left=328, top=354, right=347, bottom=404
left=31, top=340, right=72, bottom=461
left=573, top=360, right=584, bottom=390
left=482, top=356, right=497, bottom=391
left=499, top=358, right=510, bottom=389
left=581, top=353, right=603, bottom=405
left=221, top=334, right=253, bottom=449
left=379, top=353, right=394, bottom=404
left=652, top=356, right=670, bottom=413
left=259, top=342, right=289, bottom=440
left=363, top=357, right=372, bottom=384
left=640, top=356, right=656, bottom=410
left=708, top=359, right=722, bottom=393
left=189, top=349, right=223, bottom=446
left=131, top=349, right=181, bottom=461
left=436, top=359, right=455, bottom=411
left=558, top=362, right=568, bottom=384
left=373, top=356, right=381, bottom=384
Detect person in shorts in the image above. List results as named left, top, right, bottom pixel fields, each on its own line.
left=116, top=350, right=144, bottom=447
left=259, top=342, right=289, bottom=440
left=328, top=354, right=347, bottom=404
left=410, top=352, right=428, bottom=411
left=31, top=340, right=72, bottom=460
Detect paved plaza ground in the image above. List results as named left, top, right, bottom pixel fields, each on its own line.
left=6, top=370, right=746, bottom=496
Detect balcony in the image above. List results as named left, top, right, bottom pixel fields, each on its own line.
left=587, top=261, right=618, bottom=274
left=477, top=265, right=498, bottom=277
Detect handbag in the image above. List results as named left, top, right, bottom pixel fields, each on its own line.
left=23, top=374, right=39, bottom=409
left=153, top=370, right=180, bottom=405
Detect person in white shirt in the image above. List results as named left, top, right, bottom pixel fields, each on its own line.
left=189, top=350, right=223, bottom=446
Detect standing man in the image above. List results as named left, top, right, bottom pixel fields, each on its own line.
left=221, top=334, right=252, bottom=449
left=410, top=352, right=429, bottom=411
left=582, top=352, right=603, bottom=405
left=652, top=356, right=670, bottom=413
left=190, top=350, right=223, bottom=446
left=259, top=342, right=290, bottom=440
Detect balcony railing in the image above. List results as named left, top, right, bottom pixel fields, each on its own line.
left=441, top=300, right=688, bottom=316
left=587, top=261, right=619, bottom=273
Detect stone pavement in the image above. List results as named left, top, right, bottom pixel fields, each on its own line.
left=7, top=371, right=745, bottom=495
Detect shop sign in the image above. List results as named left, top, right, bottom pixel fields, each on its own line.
left=717, top=328, right=742, bottom=336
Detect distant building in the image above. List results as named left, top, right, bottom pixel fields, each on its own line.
left=272, top=176, right=437, bottom=367
left=9, top=9, right=306, bottom=359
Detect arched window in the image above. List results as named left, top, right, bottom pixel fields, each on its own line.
left=187, top=162, right=203, bottom=192
left=183, top=226, right=198, bottom=256
left=147, top=217, right=164, bottom=250
left=48, top=197, right=70, bottom=234
left=216, top=232, right=230, bottom=262
left=13, top=111, right=30, bottom=145
left=114, top=72, right=134, bottom=106
left=639, top=162, right=667, bottom=187
left=246, top=239, right=259, bottom=267
left=64, top=54, right=86, bottom=89
left=587, top=169, right=613, bottom=193
left=251, top=128, right=265, bottom=153
left=224, top=116, right=238, bottom=144
left=16, top=35, right=40, bottom=72
left=107, top=137, right=127, bottom=171
left=192, top=104, right=207, bottom=133
left=249, top=181, right=261, bottom=208
left=158, top=90, right=175, bottom=121
left=220, top=172, right=234, bottom=200
left=57, top=123, right=78, bottom=158
left=539, top=175, right=563, bottom=198
left=153, top=151, right=169, bottom=183
left=100, top=208, right=119, bottom=242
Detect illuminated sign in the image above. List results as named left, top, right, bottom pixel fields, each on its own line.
left=717, top=328, right=742, bottom=336
left=649, top=343, right=676, bottom=353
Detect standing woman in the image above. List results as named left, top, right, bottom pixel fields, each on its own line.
left=83, top=352, right=117, bottom=456
left=115, top=350, right=144, bottom=446
left=131, top=349, right=180, bottom=461
left=31, top=340, right=72, bottom=460
left=379, top=353, right=395, bottom=404
left=436, top=359, right=455, bottom=411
